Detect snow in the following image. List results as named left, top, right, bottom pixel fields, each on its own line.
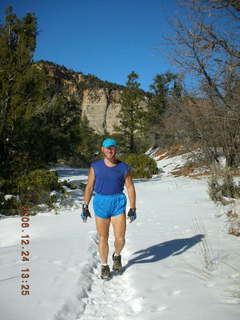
left=0, top=158, right=240, bottom=320
left=4, top=195, right=15, bottom=201
left=154, top=152, right=192, bottom=176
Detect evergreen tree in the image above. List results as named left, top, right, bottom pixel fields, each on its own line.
left=0, top=7, right=94, bottom=181
left=117, top=72, right=147, bottom=153
left=146, top=72, right=184, bottom=148
left=148, top=72, right=183, bottom=124
left=0, top=7, right=102, bottom=214
left=0, top=6, right=47, bottom=179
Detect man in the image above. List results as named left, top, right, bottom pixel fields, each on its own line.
left=81, top=138, right=137, bottom=279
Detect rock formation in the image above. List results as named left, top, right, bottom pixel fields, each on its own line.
left=36, top=60, right=148, bottom=135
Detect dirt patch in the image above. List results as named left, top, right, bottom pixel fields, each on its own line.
left=155, top=144, right=240, bottom=179
left=171, top=166, right=210, bottom=178
left=155, top=144, right=186, bottom=160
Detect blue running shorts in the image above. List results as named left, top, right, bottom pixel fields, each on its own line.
left=93, top=193, right=127, bottom=219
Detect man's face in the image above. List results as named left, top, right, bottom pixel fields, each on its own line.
left=101, top=146, right=117, bottom=160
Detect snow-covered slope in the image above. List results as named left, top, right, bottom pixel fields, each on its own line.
left=0, top=158, right=240, bottom=320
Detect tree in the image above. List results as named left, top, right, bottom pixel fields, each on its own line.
left=188, top=0, right=240, bottom=13
left=148, top=72, right=183, bottom=122
left=146, top=72, right=184, bottom=148
left=164, top=0, right=240, bottom=167
left=0, top=6, right=48, bottom=178
left=116, top=72, right=147, bottom=153
left=0, top=7, right=96, bottom=182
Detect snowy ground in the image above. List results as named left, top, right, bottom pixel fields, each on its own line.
left=0, top=156, right=240, bottom=320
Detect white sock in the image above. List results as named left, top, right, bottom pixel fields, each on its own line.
left=102, top=263, right=108, bottom=266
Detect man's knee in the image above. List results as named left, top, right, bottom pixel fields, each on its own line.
left=99, top=234, right=109, bottom=244
left=115, top=236, right=125, bottom=245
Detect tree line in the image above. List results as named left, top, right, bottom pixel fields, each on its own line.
left=117, top=0, right=240, bottom=171
left=0, top=6, right=101, bottom=214
left=165, top=0, right=240, bottom=168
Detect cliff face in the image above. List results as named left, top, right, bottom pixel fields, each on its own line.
left=81, top=88, right=122, bottom=133
left=37, top=60, right=127, bottom=134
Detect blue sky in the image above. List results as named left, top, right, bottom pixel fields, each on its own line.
left=0, top=0, right=185, bottom=91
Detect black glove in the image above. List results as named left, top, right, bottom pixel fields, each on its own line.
left=127, top=208, right=136, bottom=223
left=81, top=204, right=91, bottom=222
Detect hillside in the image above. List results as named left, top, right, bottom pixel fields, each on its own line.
left=36, top=60, right=149, bottom=134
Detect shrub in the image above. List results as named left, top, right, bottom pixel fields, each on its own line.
left=227, top=210, right=240, bottom=237
left=0, top=177, right=21, bottom=216
left=0, top=193, right=21, bottom=216
left=208, top=172, right=240, bottom=204
left=16, top=169, right=64, bottom=207
left=119, top=153, right=159, bottom=178
left=62, top=180, right=78, bottom=190
left=208, top=170, right=240, bottom=237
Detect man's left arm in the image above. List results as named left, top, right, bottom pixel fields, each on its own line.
left=125, top=171, right=137, bottom=222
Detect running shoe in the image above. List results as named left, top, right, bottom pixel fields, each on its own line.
left=112, top=252, right=122, bottom=272
left=100, top=265, right=111, bottom=279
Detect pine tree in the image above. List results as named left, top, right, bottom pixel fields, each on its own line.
left=117, top=72, right=147, bottom=153
left=148, top=72, right=183, bottom=124
left=0, top=6, right=47, bottom=178
left=146, top=72, right=184, bottom=148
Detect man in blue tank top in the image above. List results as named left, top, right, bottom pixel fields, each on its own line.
left=81, top=138, right=137, bottom=279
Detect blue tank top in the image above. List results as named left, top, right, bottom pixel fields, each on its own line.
left=91, top=159, right=131, bottom=195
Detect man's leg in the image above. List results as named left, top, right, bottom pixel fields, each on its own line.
left=111, top=213, right=126, bottom=255
left=95, top=216, right=111, bottom=264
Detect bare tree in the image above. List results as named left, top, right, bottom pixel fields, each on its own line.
left=164, top=0, right=240, bottom=167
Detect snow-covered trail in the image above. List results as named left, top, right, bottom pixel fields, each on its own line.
left=125, top=177, right=240, bottom=319
left=0, top=166, right=240, bottom=320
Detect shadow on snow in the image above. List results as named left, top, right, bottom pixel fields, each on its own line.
left=123, top=234, right=204, bottom=272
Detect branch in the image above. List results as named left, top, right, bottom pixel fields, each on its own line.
left=201, top=24, right=240, bottom=60
left=191, top=41, right=233, bottom=109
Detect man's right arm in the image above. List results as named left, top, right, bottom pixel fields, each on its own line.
left=83, top=167, right=95, bottom=205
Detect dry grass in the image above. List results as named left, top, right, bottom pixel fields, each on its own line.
left=226, top=210, right=238, bottom=219
left=155, top=144, right=240, bottom=179
left=229, top=229, right=240, bottom=237
left=224, top=169, right=240, bottom=177
left=155, top=144, right=211, bottom=178
left=192, top=216, right=216, bottom=271
left=190, top=172, right=212, bottom=179
left=226, top=210, right=240, bottom=237
left=155, top=144, right=186, bottom=160
left=171, top=163, right=240, bottom=179
left=210, top=167, right=240, bottom=178
left=172, top=166, right=196, bottom=177
left=171, top=161, right=211, bottom=178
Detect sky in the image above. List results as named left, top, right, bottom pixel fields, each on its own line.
left=0, top=0, right=187, bottom=91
